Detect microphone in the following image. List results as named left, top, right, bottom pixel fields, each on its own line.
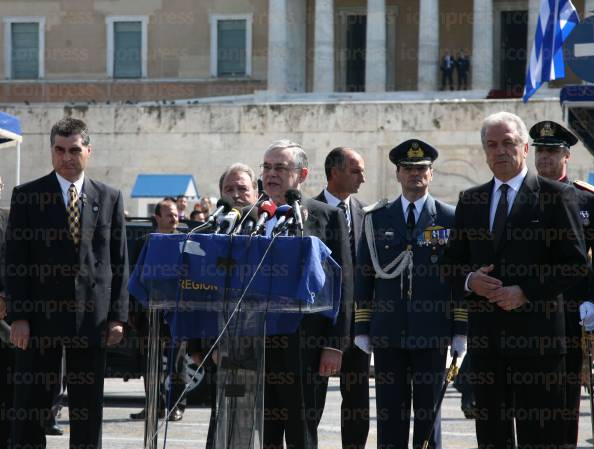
left=216, top=208, right=242, bottom=234
left=206, top=198, right=233, bottom=225
left=285, top=189, right=304, bottom=234
left=272, top=205, right=293, bottom=235
left=254, top=200, right=277, bottom=235
left=234, top=205, right=259, bottom=235
left=257, top=178, right=268, bottom=201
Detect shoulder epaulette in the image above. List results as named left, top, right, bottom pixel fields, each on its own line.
left=573, top=180, right=594, bottom=194
left=363, top=198, right=389, bottom=214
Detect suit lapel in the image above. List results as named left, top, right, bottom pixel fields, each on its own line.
left=507, top=171, right=539, bottom=229
left=389, top=198, right=408, bottom=239
left=79, top=178, right=100, bottom=263
left=45, top=173, right=70, bottom=232
left=351, top=198, right=365, bottom=247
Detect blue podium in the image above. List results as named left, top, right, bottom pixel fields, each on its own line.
left=129, top=233, right=341, bottom=449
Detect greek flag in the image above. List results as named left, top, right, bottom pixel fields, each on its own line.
left=523, top=0, right=579, bottom=102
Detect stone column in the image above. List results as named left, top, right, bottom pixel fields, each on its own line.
left=417, top=0, right=439, bottom=90
left=267, top=0, right=289, bottom=92
left=472, top=0, right=494, bottom=90
left=365, top=0, right=386, bottom=92
left=586, top=0, right=594, bottom=18
left=313, top=0, right=335, bottom=92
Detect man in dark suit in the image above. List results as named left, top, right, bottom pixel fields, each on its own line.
left=441, top=111, right=588, bottom=449
left=355, top=140, right=466, bottom=449
left=531, top=120, right=594, bottom=449
left=314, top=147, right=369, bottom=449
left=261, top=140, right=353, bottom=449
left=6, top=117, right=129, bottom=449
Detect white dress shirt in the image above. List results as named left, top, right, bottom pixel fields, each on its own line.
left=323, top=189, right=351, bottom=229
left=489, top=165, right=528, bottom=231
left=400, top=193, right=428, bottom=223
left=55, top=172, right=84, bottom=209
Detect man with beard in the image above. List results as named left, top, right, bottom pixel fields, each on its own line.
left=261, top=140, right=352, bottom=449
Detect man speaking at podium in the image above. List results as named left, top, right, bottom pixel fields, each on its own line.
left=260, top=140, right=353, bottom=449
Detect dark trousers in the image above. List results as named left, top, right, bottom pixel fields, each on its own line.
left=472, top=353, right=566, bottom=449
left=339, top=344, right=370, bottom=449
left=0, top=343, right=13, bottom=449
left=374, top=347, right=446, bottom=449
left=564, top=349, right=582, bottom=449
left=10, top=346, right=106, bottom=449
left=264, top=333, right=328, bottom=449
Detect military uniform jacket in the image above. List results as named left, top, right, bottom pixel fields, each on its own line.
left=441, top=172, right=588, bottom=356
left=354, top=195, right=464, bottom=349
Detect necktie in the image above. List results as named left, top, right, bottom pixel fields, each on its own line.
left=407, top=203, right=416, bottom=241
left=492, top=184, right=509, bottom=249
left=68, top=184, right=81, bottom=247
left=338, top=201, right=355, bottom=263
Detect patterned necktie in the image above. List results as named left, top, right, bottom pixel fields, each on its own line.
left=338, top=201, right=355, bottom=263
left=68, top=184, right=81, bottom=247
left=492, top=184, right=509, bottom=249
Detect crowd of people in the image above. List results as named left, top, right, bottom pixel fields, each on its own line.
left=0, top=112, right=593, bottom=449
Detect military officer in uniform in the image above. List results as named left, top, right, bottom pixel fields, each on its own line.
left=531, top=120, right=594, bottom=449
left=354, top=140, right=467, bottom=449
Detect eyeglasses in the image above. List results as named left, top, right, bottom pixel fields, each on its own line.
left=260, top=163, right=300, bottom=174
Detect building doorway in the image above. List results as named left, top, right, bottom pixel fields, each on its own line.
left=345, top=14, right=366, bottom=92
left=500, top=10, right=528, bottom=96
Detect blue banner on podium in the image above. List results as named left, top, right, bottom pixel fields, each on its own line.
left=128, top=233, right=342, bottom=337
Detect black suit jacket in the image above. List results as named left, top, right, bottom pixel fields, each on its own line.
left=313, top=190, right=366, bottom=260
left=314, top=191, right=365, bottom=339
left=442, top=171, right=588, bottom=356
left=299, top=197, right=353, bottom=351
left=5, top=172, right=129, bottom=347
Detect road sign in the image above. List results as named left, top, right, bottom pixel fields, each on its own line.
left=566, top=15, right=594, bottom=83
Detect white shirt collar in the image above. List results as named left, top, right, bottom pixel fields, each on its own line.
left=400, top=192, right=428, bottom=217
left=55, top=171, right=85, bottom=207
left=493, top=165, right=528, bottom=194
left=323, top=189, right=350, bottom=209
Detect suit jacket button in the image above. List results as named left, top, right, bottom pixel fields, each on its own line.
left=384, top=245, right=389, bottom=250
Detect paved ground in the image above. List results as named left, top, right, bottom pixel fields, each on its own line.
left=44, top=376, right=594, bottom=449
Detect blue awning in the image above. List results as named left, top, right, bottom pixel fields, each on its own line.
left=0, top=111, right=23, bottom=150
left=131, top=174, right=199, bottom=198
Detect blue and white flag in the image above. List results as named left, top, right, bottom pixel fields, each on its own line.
left=523, top=0, right=579, bottom=102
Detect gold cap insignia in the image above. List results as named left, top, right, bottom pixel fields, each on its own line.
left=540, top=122, right=555, bottom=137
left=407, top=142, right=424, bottom=159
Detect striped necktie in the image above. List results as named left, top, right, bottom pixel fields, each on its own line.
left=67, top=184, right=81, bottom=247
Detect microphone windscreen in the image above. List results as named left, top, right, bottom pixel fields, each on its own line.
left=258, top=200, right=277, bottom=217
left=285, top=188, right=302, bottom=204
left=240, top=205, right=259, bottom=222
left=216, top=197, right=233, bottom=213
left=275, top=204, right=293, bottom=218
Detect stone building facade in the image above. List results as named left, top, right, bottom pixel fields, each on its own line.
left=1, top=0, right=592, bottom=103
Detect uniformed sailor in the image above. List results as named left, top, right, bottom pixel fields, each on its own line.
left=531, top=120, right=594, bottom=449
left=354, top=139, right=467, bottom=449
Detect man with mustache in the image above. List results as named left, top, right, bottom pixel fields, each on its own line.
left=531, top=120, right=594, bottom=449
left=442, top=112, right=588, bottom=449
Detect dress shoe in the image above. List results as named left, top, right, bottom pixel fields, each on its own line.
left=130, top=408, right=165, bottom=420
left=44, top=424, right=64, bottom=436
left=461, top=394, right=478, bottom=419
left=167, top=407, right=184, bottom=422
